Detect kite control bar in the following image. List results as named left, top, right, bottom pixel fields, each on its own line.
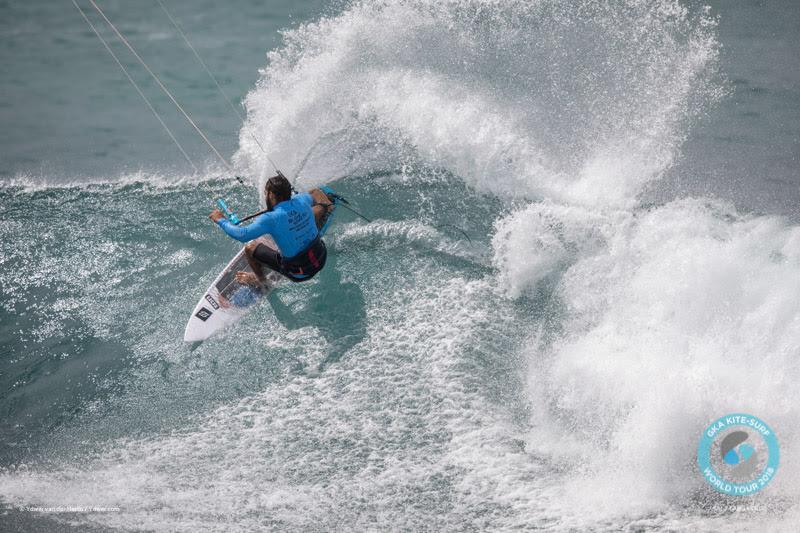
left=215, top=186, right=372, bottom=226
left=216, top=198, right=241, bottom=225
left=215, top=197, right=267, bottom=226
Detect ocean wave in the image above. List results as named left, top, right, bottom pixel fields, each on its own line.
left=237, top=0, right=723, bottom=207
left=494, top=197, right=800, bottom=521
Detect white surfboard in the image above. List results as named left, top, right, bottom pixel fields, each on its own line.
left=184, top=189, right=339, bottom=342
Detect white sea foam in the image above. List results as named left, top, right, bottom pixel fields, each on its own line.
left=0, top=169, right=230, bottom=193
left=494, top=198, right=800, bottom=523
left=0, top=274, right=542, bottom=531
left=237, top=0, right=722, bottom=208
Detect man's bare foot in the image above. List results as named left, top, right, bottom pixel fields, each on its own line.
left=235, top=271, right=265, bottom=287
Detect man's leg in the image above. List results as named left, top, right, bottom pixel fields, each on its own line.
left=242, top=242, right=267, bottom=283
left=236, top=242, right=283, bottom=286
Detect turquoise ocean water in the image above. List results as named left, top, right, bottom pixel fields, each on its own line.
left=1, top=1, right=799, bottom=531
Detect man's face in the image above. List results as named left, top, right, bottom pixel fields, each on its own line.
left=266, top=189, right=276, bottom=210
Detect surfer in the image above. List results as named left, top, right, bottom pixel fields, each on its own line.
left=209, top=173, right=333, bottom=285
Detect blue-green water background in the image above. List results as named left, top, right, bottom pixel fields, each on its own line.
left=1, top=1, right=800, bottom=531
left=1, top=0, right=330, bottom=178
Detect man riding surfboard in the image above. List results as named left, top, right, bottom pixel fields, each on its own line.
left=209, top=173, right=333, bottom=286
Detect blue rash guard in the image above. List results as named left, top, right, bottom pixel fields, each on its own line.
left=216, top=192, right=318, bottom=257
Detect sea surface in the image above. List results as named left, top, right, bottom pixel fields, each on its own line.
left=1, top=0, right=799, bottom=531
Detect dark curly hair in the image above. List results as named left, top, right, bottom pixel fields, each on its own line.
left=265, top=173, right=292, bottom=202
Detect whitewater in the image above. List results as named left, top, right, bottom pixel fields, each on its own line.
left=1, top=0, right=798, bottom=531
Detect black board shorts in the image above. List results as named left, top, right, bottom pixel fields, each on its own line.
left=253, top=237, right=327, bottom=282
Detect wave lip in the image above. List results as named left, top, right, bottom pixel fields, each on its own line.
left=238, top=0, right=722, bottom=208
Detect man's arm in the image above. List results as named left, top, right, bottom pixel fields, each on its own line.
left=209, top=209, right=274, bottom=242
left=307, top=188, right=334, bottom=228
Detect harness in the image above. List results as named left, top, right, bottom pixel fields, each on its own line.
left=282, top=236, right=327, bottom=281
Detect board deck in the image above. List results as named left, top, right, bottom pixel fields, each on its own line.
left=184, top=190, right=338, bottom=342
